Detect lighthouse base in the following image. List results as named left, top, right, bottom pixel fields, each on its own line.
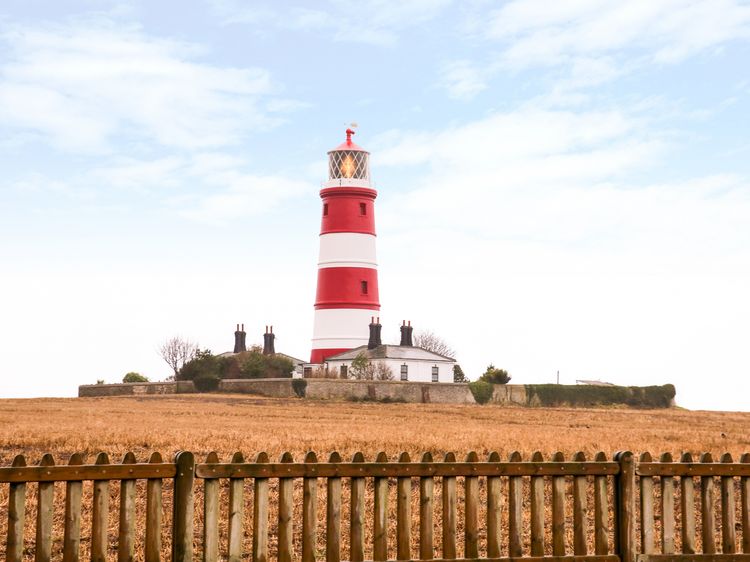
left=309, top=348, right=349, bottom=364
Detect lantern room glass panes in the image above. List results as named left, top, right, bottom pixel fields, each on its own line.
left=329, top=150, right=370, bottom=181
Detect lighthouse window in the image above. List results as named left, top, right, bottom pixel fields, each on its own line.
left=400, top=364, right=408, bottom=381
left=329, top=150, right=370, bottom=181
left=323, top=203, right=328, bottom=216
left=361, top=280, right=368, bottom=295
left=359, top=202, right=367, bottom=215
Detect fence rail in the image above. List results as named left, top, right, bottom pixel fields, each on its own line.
left=1, top=450, right=750, bottom=562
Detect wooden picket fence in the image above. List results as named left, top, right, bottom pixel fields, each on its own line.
left=1, top=450, right=750, bottom=562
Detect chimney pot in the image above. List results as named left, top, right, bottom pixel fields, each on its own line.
left=263, top=327, right=276, bottom=355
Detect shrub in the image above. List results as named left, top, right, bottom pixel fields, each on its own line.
left=176, top=349, right=225, bottom=381
left=469, top=380, right=494, bottom=404
left=453, top=364, right=468, bottom=383
left=123, top=372, right=149, bottom=383
left=96, top=379, right=105, bottom=385
left=193, top=374, right=220, bottom=392
left=525, top=383, right=676, bottom=408
left=349, top=352, right=375, bottom=380
left=292, top=378, right=307, bottom=398
left=374, top=361, right=394, bottom=381
left=479, top=364, right=511, bottom=384
left=236, top=349, right=295, bottom=379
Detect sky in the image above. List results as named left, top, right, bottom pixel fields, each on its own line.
left=1, top=0, right=749, bottom=410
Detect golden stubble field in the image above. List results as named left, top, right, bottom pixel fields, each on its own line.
left=1, top=395, right=749, bottom=561
left=1, top=395, right=749, bottom=463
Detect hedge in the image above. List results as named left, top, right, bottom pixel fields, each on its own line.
left=468, top=380, right=494, bottom=405
left=524, top=383, right=675, bottom=408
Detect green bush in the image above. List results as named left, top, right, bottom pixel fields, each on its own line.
left=525, top=383, right=676, bottom=408
left=237, top=349, right=295, bottom=379
left=469, top=380, right=494, bottom=404
left=123, top=372, right=149, bottom=383
left=292, top=378, right=307, bottom=398
left=176, top=349, right=225, bottom=381
left=479, top=364, right=511, bottom=384
left=453, top=364, right=468, bottom=383
left=193, top=374, right=220, bottom=392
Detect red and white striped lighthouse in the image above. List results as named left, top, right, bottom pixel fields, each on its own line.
left=310, top=128, right=380, bottom=363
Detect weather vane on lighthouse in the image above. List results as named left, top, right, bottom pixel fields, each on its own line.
left=345, top=122, right=358, bottom=144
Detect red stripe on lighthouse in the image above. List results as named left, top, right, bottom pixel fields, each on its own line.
left=310, top=348, right=349, bottom=364
left=314, top=267, right=380, bottom=310
left=320, top=187, right=377, bottom=235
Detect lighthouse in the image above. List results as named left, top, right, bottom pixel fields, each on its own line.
left=310, top=128, right=380, bottom=363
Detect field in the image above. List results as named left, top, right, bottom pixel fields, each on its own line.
left=2, top=395, right=749, bottom=561
left=1, top=395, right=749, bottom=463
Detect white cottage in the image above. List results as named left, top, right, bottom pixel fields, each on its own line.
left=318, top=321, right=457, bottom=383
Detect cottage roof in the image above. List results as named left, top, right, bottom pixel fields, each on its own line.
left=326, top=345, right=455, bottom=362
left=217, top=350, right=306, bottom=366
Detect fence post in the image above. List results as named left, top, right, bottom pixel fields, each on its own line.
left=172, top=451, right=195, bottom=562
left=615, top=451, right=636, bottom=562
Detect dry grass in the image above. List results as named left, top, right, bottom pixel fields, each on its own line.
left=1, top=395, right=749, bottom=463
left=1, top=395, right=749, bottom=561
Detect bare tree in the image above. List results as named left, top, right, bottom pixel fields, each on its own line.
left=159, top=336, right=198, bottom=378
left=374, top=361, right=394, bottom=381
left=413, top=330, right=456, bottom=358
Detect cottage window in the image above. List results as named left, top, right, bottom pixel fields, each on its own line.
left=303, top=367, right=312, bottom=378
left=400, top=363, right=408, bottom=381
left=340, top=365, right=348, bottom=379
left=432, top=365, right=439, bottom=382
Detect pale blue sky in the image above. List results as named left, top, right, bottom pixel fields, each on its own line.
left=1, top=1, right=749, bottom=410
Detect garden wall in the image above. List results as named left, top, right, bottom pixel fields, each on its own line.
left=78, top=381, right=195, bottom=397
left=77, top=380, right=675, bottom=408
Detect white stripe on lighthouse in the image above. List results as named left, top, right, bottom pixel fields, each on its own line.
left=317, top=232, right=377, bottom=269
left=312, top=308, right=377, bottom=349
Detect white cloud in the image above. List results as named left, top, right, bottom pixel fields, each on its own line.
left=177, top=173, right=311, bottom=224
left=10, top=151, right=313, bottom=225
left=211, top=0, right=453, bottom=46
left=487, top=0, right=750, bottom=67
left=376, top=106, right=749, bottom=271
left=0, top=19, right=298, bottom=152
left=438, top=60, right=488, bottom=100
left=449, top=0, right=750, bottom=104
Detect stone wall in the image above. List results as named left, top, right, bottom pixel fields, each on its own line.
left=78, top=381, right=195, bottom=397
left=78, top=379, right=671, bottom=408
left=219, top=379, right=297, bottom=398
left=304, top=379, right=475, bottom=404
left=77, top=378, right=476, bottom=403
left=488, top=384, right=530, bottom=406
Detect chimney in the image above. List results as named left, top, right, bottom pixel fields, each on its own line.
left=263, top=325, right=276, bottom=355
left=368, top=316, right=382, bottom=350
left=234, top=323, right=247, bottom=353
left=400, top=320, right=414, bottom=346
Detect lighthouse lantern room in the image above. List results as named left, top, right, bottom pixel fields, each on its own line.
left=310, top=129, right=380, bottom=364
